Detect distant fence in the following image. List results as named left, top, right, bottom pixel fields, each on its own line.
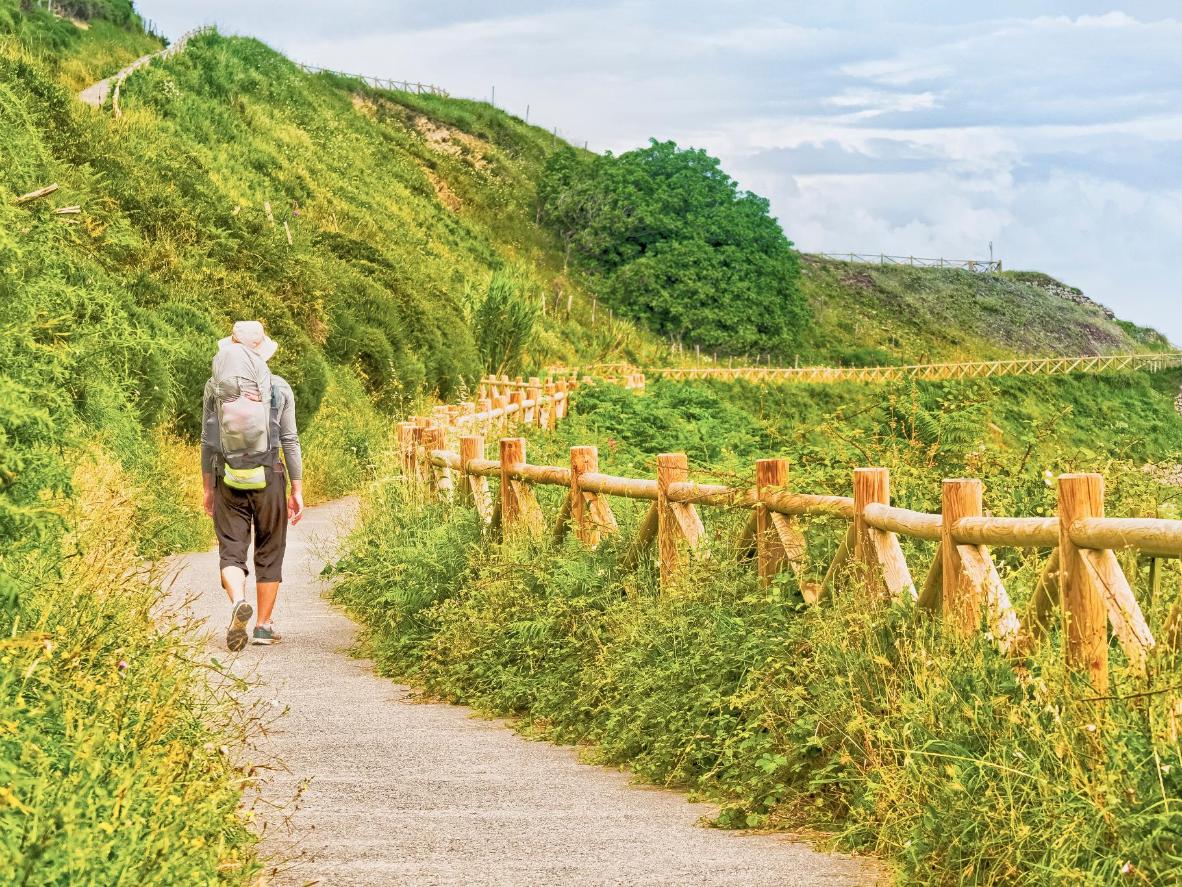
left=813, top=252, right=1002, bottom=272
left=645, top=352, right=1182, bottom=385
left=297, top=64, right=448, bottom=97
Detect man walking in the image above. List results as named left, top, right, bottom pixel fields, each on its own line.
left=201, top=320, right=304, bottom=651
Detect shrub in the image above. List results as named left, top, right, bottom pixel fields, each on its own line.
left=470, top=268, right=541, bottom=376
left=538, top=140, right=808, bottom=354
left=0, top=453, right=256, bottom=884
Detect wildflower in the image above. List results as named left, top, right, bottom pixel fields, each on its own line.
left=1085, top=723, right=1097, bottom=733
left=1043, top=469, right=1054, bottom=487
left=1122, top=861, right=1135, bottom=875
left=117, top=659, right=128, bottom=672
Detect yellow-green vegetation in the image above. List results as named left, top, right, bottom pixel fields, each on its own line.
left=0, top=0, right=161, bottom=92
left=333, top=374, right=1182, bottom=885
left=4, top=0, right=1180, bottom=882
left=796, top=258, right=1170, bottom=365
left=0, top=453, right=257, bottom=884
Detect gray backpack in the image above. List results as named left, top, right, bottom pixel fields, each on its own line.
left=211, top=343, right=272, bottom=473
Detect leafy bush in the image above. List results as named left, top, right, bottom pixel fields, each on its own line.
left=538, top=140, right=807, bottom=355
left=470, top=268, right=541, bottom=376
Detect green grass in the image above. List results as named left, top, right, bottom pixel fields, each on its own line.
left=796, top=257, right=1171, bottom=365
left=0, top=453, right=257, bottom=885
left=2, top=11, right=647, bottom=879
left=333, top=373, right=1182, bottom=885
left=4, top=2, right=1181, bottom=881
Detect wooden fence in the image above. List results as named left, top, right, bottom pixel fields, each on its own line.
left=297, top=64, right=449, bottom=97
left=813, top=252, right=1002, bottom=272
left=399, top=376, right=1182, bottom=694
left=646, top=352, right=1182, bottom=385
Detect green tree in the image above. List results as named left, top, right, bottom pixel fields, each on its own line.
left=539, top=140, right=807, bottom=353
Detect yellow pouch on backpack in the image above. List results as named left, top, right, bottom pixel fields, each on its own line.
left=223, top=464, right=266, bottom=490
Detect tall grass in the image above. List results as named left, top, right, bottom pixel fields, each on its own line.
left=333, top=475, right=1182, bottom=885
left=0, top=452, right=257, bottom=884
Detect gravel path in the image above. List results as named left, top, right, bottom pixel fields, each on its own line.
left=167, top=497, right=880, bottom=886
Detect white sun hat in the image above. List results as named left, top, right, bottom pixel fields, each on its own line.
left=218, top=320, right=278, bottom=362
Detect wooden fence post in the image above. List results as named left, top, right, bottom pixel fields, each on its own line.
left=525, top=377, right=541, bottom=424
left=509, top=389, right=524, bottom=428
left=756, top=458, right=789, bottom=587
left=476, top=398, right=492, bottom=435
left=396, top=421, right=416, bottom=479
left=853, top=468, right=888, bottom=570
left=499, top=437, right=544, bottom=539
left=569, top=446, right=617, bottom=546
left=657, top=454, right=685, bottom=587
left=852, top=467, right=915, bottom=601
left=656, top=453, right=703, bottom=588
left=530, top=377, right=544, bottom=427
left=420, top=427, right=446, bottom=499
left=460, top=434, right=493, bottom=523
left=570, top=446, right=597, bottom=545
left=1058, top=473, right=1109, bottom=691
left=556, top=379, right=568, bottom=419
left=406, top=423, right=426, bottom=497
left=942, top=479, right=983, bottom=634
left=543, top=382, right=556, bottom=429
left=493, top=394, right=507, bottom=434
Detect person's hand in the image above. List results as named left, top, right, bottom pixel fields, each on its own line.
left=203, top=487, right=215, bottom=517
left=288, top=491, right=304, bottom=525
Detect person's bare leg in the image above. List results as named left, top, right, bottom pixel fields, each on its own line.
left=221, top=565, right=247, bottom=603
left=256, top=581, right=279, bottom=625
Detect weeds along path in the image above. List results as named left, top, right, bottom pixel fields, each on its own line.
left=165, top=498, right=878, bottom=886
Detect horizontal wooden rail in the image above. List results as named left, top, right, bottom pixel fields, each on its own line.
left=1068, top=517, right=1182, bottom=559
left=763, top=491, right=856, bottom=520
left=666, top=481, right=749, bottom=507
left=578, top=472, right=659, bottom=500
left=953, top=516, right=1059, bottom=548
left=508, top=464, right=571, bottom=486
left=863, top=503, right=941, bottom=541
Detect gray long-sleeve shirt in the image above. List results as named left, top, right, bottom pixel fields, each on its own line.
left=201, top=375, right=303, bottom=481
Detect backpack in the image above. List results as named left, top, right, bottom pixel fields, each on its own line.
left=211, top=343, right=272, bottom=476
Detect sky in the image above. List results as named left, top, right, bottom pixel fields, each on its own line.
left=139, top=1, right=1182, bottom=345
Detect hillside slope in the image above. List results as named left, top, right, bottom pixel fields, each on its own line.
left=3, top=8, right=671, bottom=543
left=795, top=257, right=1169, bottom=366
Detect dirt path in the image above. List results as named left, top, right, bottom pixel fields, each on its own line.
left=167, top=498, right=879, bottom=886
left=79, top=27, right=210, bottom=109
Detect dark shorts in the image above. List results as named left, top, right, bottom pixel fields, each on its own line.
left=214, top=464, right=288, bottom=583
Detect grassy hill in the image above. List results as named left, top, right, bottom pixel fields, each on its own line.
left=795, top=258, right=1170, bottom=366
